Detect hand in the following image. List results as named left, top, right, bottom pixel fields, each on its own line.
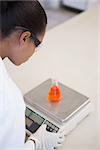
left=28, top=124, right=65, bottom=150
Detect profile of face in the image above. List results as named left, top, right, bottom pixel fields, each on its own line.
left=5, top=30, right=45, bottom=66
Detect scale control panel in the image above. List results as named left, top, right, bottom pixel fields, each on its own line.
left=25, top=107, right=59, bottom=136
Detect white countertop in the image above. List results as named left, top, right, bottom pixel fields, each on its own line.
left=5, top=4, right=99, bottom=150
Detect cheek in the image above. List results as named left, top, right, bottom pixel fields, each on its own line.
left=26, top=45, right=35, bottom=58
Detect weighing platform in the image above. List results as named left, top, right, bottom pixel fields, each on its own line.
left=24, top=79, right=92, bottom=139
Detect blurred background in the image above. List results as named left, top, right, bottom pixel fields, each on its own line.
left=39, top=0, right=100, bottom=30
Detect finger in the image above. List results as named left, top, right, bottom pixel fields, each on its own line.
left=58, top=135, right=65, bottom=143
left=58, top=131, right=66, bottom=138
left=50, top=149, right=55, bottom=150
left=57, top=138, right=65, bottom=148
left=54, top=143, right=62, bottom=149
left=57, top=143, right=62, bottom=147
left=51, top=148, right=55, bottom=150
left=59, top=134, right=64, bottom=139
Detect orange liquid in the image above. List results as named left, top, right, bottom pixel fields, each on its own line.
left=48, top=85, right=61, bottom=102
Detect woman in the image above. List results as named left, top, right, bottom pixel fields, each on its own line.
left=0, top=1, right=65, bottom=150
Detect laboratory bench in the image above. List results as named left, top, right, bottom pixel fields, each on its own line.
left=5, top=3, right=99, bottom=150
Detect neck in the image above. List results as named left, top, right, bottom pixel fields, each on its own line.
left=0, top=40, right=8, bottom=59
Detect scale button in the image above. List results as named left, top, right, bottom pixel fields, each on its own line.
left=51, top=125, right=55, bottom=129
left=50, top=128, right=53, bottom=132
left=55, top=127, right=59, bottom=131
left=45, top=121, right=49, bottom=125
left=48, top=123, right=52, bottom=127
left=53, top=130, right=57, bottom=133
left=46, top=125, right=50, bottom=131
left=54, top=129, right=58, bottom=133
left=46, top=125, right=54, bottom=132
left=47, top=125, right=50, bottom=129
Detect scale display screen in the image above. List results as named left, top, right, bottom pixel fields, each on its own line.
left=25, top=107, right=45, bottom=133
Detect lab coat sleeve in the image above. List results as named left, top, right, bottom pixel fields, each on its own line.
left=24, top=140, right=35, bottom=150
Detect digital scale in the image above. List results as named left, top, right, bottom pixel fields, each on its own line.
left=24, top=79, right=92, bottom=140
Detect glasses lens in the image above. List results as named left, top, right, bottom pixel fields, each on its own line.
left=32, top=34, right=41, bottom=47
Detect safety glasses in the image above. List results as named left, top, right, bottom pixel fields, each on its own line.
left=15, top=26, right=41, bottom=47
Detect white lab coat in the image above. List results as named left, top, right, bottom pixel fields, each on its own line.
left=0, top=57, right=35, bottom=150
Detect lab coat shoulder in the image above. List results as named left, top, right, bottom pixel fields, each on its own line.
left=0, top=57, right=25, bottom=112
left=0, top=58, right=34, bottom=150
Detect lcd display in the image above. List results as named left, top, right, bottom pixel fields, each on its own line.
left=26, top=117, right=33, bottom=127
left=25, top=107, right=45, bottom=126
left=26, top=108, right=31, bottom=117
left=29, top=111, right=44, bottom=125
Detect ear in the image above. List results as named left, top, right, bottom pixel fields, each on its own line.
left=19, top=31, right=31, bottom=46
